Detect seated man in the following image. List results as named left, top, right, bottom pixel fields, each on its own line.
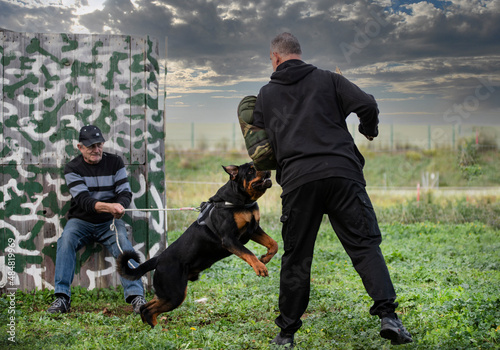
left=47, top=125, right=146, bottom=314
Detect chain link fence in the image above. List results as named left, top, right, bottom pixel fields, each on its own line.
left=165, top=123, right=500, bottom=151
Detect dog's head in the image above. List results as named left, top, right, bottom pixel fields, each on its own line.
left=223, top=162, right=272, bottom=201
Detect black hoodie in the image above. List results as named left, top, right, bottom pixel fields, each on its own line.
left=252, top=59, right=379, bottom=196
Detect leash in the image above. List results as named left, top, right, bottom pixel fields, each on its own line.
left=123, top=207, right=200, bottom=212
left=110, top=206, right=200, bottom=267
left=110, top=218, right=136, bottom=268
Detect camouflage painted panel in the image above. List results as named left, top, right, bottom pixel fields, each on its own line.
left=237, top=95, right=277, bottom=170
left=0, top=30, right=164, bottom=292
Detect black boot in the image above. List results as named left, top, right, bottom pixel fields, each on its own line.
left=270, top=331, right=294, bottom=348
left=380, top=314, right=413, bottom=345
left=47, top=295, right=71, bottom=314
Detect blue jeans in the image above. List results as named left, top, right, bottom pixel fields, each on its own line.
left=54, top=218, right=144, bottom=301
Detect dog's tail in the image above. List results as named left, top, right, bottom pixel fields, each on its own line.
left=117, top=250, right=158, bottom=281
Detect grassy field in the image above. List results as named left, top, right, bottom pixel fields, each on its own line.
left=2, top=149, right=499, bottom=349
left=1, top=222, right=499, bottom=349
left=163, top=147, right=500, bottom=190
left=164, top=149, right=500, bottom=231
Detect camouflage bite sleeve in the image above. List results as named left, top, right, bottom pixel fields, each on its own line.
left=237, top=95, right=277, bottom=171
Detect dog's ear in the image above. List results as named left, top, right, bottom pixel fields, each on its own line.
left=222, top=165, right=239, bottom=180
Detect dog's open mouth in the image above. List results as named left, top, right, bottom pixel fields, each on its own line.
left=252, top=177, right=272, bottom=190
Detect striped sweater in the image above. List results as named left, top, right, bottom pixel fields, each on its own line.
left=64, top=153, right=132, bottom=224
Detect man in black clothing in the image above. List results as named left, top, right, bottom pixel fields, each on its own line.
left=252, top=33, right=412, bottom=346
left=47, top=125, right=146, bottom=314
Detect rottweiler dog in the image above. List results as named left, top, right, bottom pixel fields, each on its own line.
left=117, top=162, right=278, bottom=327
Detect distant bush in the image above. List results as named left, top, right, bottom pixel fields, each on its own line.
left=457, top=138, right=483, bottom=184
left=422, top=149, right=437, bottom=157
left=405, top=150, right=422, bottom=161
left=478, top=127, right=498, bottom=151
left=376, top=198, right=500, bottom=229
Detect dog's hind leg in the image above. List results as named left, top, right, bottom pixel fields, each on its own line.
left=140, top=290, right=187, bottom=328
left=141, top=264, right=189, bottom=328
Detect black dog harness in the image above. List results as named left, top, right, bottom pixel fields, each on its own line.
left=197, top=200, right=257, bottom=234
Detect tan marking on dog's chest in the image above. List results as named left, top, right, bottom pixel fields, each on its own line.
left=234, top=209, right=260, bottom=230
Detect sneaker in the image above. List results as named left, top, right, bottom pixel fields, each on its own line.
left=130, top=295, right=147, bottom=314
left=380, top=315, right=413, bottom=345
left=47, top=296, right=71, bottom=314
left=270, top=332, right=294, bottom=348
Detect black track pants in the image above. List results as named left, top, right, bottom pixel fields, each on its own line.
left=275, top=177, right=398, bottom=334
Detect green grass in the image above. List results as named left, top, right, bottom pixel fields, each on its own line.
left=165, top=148, right=500, bottom=188
left=2, top=222, right=499, bottom=349
left=164, top=150, right=500, bottom=231
left=3, top=149, right=498, bottom=348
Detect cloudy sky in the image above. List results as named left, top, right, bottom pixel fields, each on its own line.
left=1, top=0, right=499, bottom=126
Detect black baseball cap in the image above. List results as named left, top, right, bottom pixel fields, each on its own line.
left=79, top=125, right=106, bottom=147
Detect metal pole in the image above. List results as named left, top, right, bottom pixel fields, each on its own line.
left=428, top=124, right=431, bottom=150
left=391, top=123, right=394, bottom=151
left=452, top=125, right=455, bottom=150
left=164, top=36, right=169, bottom=247
left=191, top=122, right=195, bottom=149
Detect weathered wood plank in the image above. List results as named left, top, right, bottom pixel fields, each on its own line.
left=2, top=31, right=39, bottom=165
left=0, top=31, right=164, bottom=293
left=129, top=35, right=146, bottom=165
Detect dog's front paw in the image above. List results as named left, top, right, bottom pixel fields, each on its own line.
left=259, top=253, right=273, bottom=264
left=252, top=261, right=269, bottom=277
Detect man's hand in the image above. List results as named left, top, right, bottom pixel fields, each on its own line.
left=358, top=117, right=376, bottom=141
left=95, top=202, right=126, bottom=219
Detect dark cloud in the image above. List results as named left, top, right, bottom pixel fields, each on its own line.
left=1, top=0, right=499, bottom=122
left=0, top=2, right=74, bottom=33
left=75, top=0, right=271, bottom=78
